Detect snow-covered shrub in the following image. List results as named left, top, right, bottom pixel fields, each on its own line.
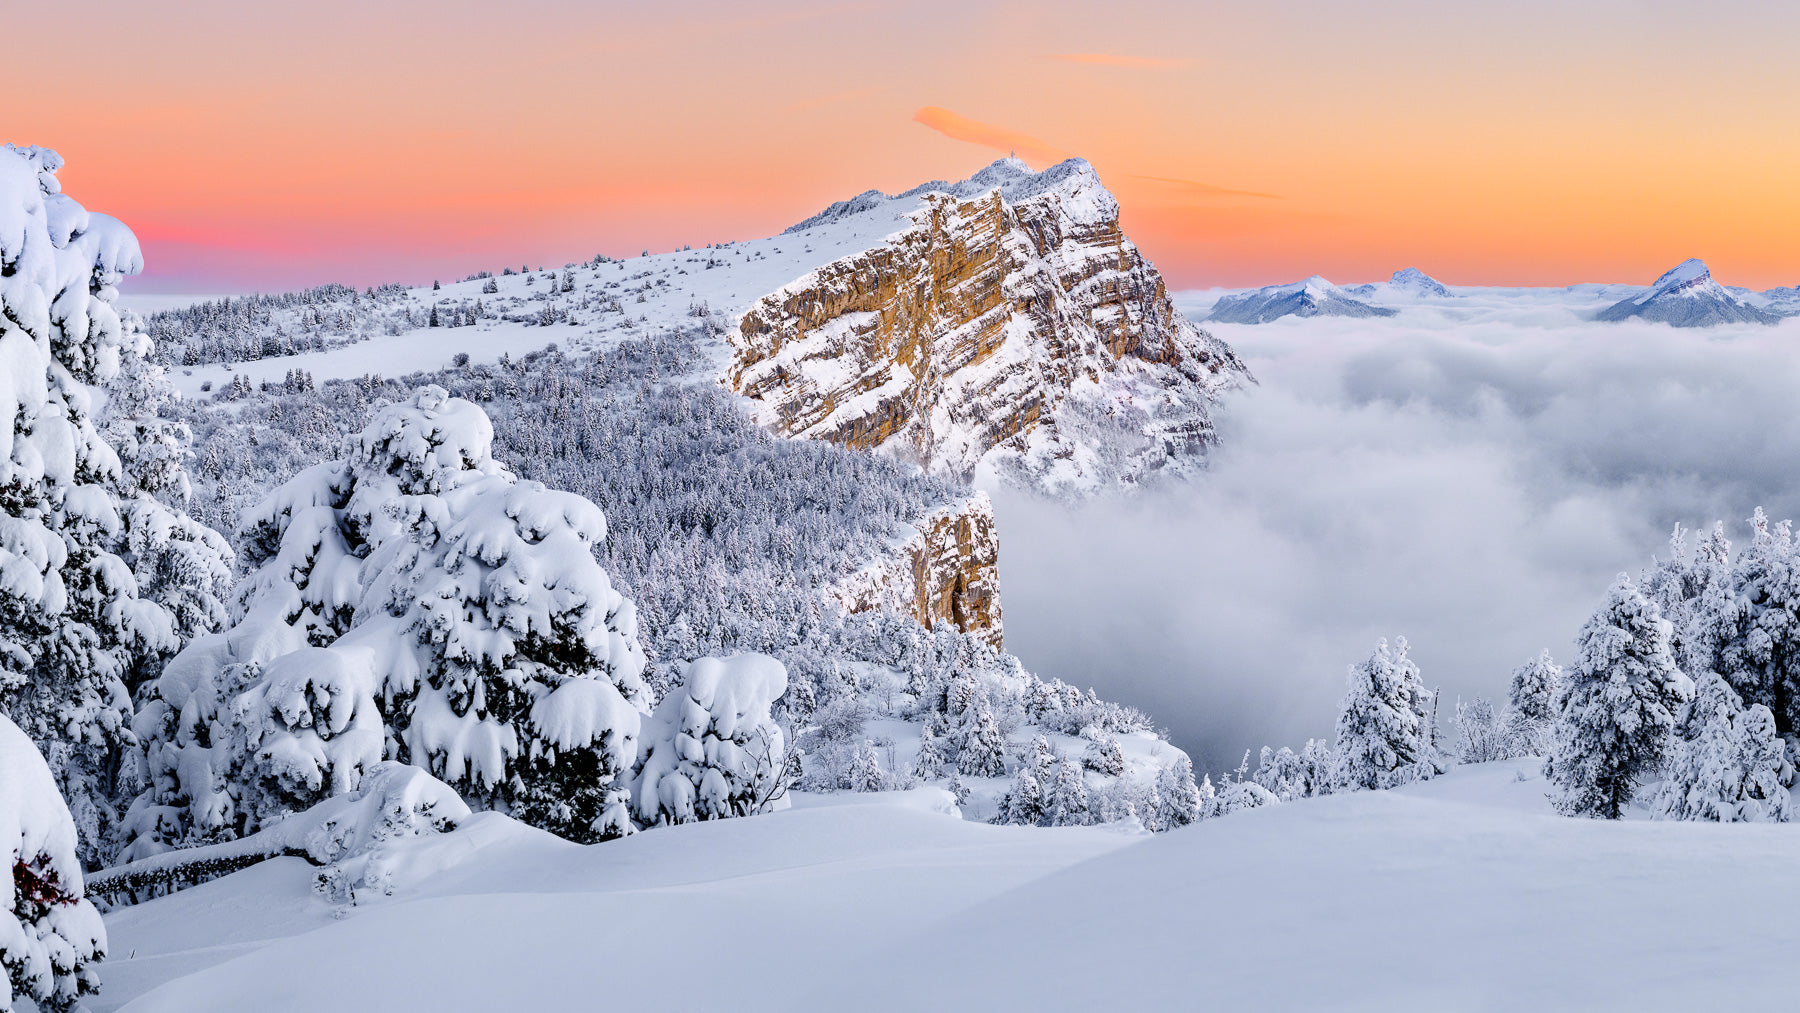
left=1453, top=698, right=1513, bottom=764
left=0, top=714, right=105, bottom=1013
left=129, top=387, right=652, bottom=851
left=1083, top=735, right=1126, bottom=777
left=631, top=654, right=790, bottom=826
left=1333, top=638, right=1441, bottom=791
left=96, top=761, right=468, bottom=910
left=1655, top=672, right=1791, bottom=823
left=1199, top=772, right=1276, bottom=820
left=1546, top=575, right=1692, bottom=819
left=0, top=144, right=205, bottom=866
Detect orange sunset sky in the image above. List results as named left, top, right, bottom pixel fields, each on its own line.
left=12, top=0, right=1800, bottom=292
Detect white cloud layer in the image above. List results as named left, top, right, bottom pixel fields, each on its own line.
left=991, top=290, right=1800, bottom=773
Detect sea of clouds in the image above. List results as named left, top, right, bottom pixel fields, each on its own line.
left=992, top=288, right=1800, bottom=773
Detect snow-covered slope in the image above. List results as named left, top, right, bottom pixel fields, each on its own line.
left=1207, top=275, right=1399, bottom=323
left=95, top=760, right=1800, bottom=1012
left=153, top=158, right=1247, bottom=498
left=1597, top=258, right=1781, bottom=327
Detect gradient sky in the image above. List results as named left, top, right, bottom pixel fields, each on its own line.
left=15, top=0, right=1800, bottom=292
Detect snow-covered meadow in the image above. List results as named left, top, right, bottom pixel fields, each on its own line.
left=999, top=284, right=1800, bottom=770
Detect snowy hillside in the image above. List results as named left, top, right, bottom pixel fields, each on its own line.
left=94, top=760, right=1800, bottom=1012
left=145, top=157, right=1248, bottom=497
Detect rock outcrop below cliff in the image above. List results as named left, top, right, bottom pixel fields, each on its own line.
left=729, top=158, right=1249, bottom=497
left=827, top=492, right=1003, bottom=647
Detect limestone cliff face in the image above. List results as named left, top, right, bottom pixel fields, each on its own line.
left=827, top=493, right=1003, bottom=648
left=727, top=158, right=1249, bottom=498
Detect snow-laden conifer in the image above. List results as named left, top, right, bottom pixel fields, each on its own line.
left=910, top=724, right=946, bottom=780
left=998, top=766, right=1045, bottom=826
left=847, top=740, right=886, bottom=793
left=1333, top=637, right=1438, bottom=790
left=1655, top=671, right=1791, bottom=823
left=631, top=654, right=790, bottom=826
left=0, top=145, right=188, bottom=865
left=952, top=690, right=1007, bottom=778
left=0, top=714, right=106, bottom=1012
left=1155, top=756, right=1204, bottom=828
left=128, top=386, right=653, bottom=852
left=1048, top=756, right=1091, bottom=826
left=1546, top=575, right=1692, bottom=819
left=1509, top=650, right=1562, bottom=728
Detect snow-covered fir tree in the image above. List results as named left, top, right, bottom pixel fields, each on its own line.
left=1504, top=649, right=1562, bottom=755
left=1047, top=756, right=1092, bottom=826
left=0, top=713, right=106, bottom=1013
left=847, top=740, right=886, bottom=793
left=998, top=766, right=1045, bottom=827
left=1332, top=637, right=1440, bottom=790
left=1655, top=671, right=1791, bottom=823
left=0, top=145, right=193, bottom=866
left=1546, top=575, right=1693, bottom=819
left=1154, top=756, right=1205, bottom=827
left=952, top=686, right=1008, bottom=778
left=632, top=654, right=790, bottom=825
left=128, top=386, right=654, bottom=853
left=910, top=724, right=946, bottom=780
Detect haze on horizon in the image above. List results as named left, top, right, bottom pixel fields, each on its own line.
left=13, top=0, right=1800, bottom=293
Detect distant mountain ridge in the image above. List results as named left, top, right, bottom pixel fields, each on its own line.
left=1207, top=276, right=1398, bottom=323
left=1347, top=268, right=1451, bottom=300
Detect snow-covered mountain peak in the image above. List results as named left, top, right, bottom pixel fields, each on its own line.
left=1650, top=257, right=1712, bottom=294
left=788, top=157, right=1111, bottom=234
left=1598, top=258, right=1780, bottom=326
left=1388, top=267, right=1451, bottom=297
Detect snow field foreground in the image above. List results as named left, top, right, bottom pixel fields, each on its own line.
left=812, top=760, right=1800, bottom=1012
left=99, top=761, right=1800, bottom=1012
left=96, top=790, right=1139, bottom=1012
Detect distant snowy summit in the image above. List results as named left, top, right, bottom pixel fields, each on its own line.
left=1207, top=276, right=1398, bottom=324
left=1347, top=267, right=1452, bottom=300
left=1597, top=258, right=1783, bottom=327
